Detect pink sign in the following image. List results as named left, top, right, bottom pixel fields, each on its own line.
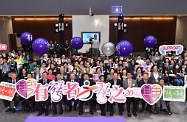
left=0, top=43, right=7, bottom=50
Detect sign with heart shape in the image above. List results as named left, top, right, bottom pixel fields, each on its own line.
left=16, top=79, right=37, bottom=99
left=141, top=84, right=162, bottom=105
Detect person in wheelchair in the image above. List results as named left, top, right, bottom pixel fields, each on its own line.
left=155, top=78, right=172, bottom=115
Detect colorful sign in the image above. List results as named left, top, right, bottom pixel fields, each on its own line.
left=0, top=82, right=16, bottom=101
left=159, top=45, right=183, bottom=55
left=163, top=86, right=186, bottom=102
left=141, top=84, right=162, bottom=105
left=1, top=79, right=186, bottom=105
left=0, top=43, right=7, bottom=50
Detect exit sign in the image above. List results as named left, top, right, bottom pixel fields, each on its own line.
left=112, top=6, right=122, bottom=13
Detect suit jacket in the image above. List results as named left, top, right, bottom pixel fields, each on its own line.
left=38, top=79, right=51, bottom=85
left=33, top=73, right=41, bottom=82
left=149, top=72, right=165, bottom=84
left=37, top=60, right=46, bottom=67
left=66, top=79, right=80, bottom=84
left=109, top=79, right=123, bottom=88
left=8, top=78, right=18, bottom=84
left=138, top=79, right=152, bottom=87
left=123, top=79, right=137, bottom=89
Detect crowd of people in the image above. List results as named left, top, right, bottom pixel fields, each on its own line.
left=0, top=46, right=187, bottom=117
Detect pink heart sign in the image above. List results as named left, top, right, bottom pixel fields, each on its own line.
left=16, top=79, right=37, bottom=99
left=141, top=84, right=162, bottom=105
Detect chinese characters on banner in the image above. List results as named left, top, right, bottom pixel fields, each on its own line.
left=0, top=82, right=16, bottom=101
left=0, top=79, right=185, bottom=105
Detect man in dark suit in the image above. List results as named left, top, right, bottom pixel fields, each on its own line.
left=3, top=72, right=19, bottom=113
left=33, top=67, right=41, bottom=82
left=108, top=72, right=123, bottom=116
left=66, top=73, right=79, bottom=111
left=59, top=65, right=69, bottom=81
left=37, top=72, right=51, bottom=116
left=79, top=73, right=95, bottom=115
left=37, top=55, right=46, bottom=67
left=138, top=73, right=152, bottom=112
left=52, top=73, right=64, bottom=115
left=123, top=71, right=138, bottom=117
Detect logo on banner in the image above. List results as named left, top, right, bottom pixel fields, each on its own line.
left=16, top=79, right=37, bottom=99
left=159, top=45, right=183, bottom=55
left=0, top=43, right=7, bottom=50
left=141, top=84, right=162, bottom=105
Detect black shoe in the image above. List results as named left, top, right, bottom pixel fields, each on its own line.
left=69, top=107, right=72, bottom=112
left=90, top=111, right=94, bottom=115
left=12, top=108, right=16, bottom=113
left=109, top=113, right=113, bottom=116
left=101, top=113, right=106, bottom=116
left=165, top=109, right=172, bottom=115
left=140, top=108, right=144, bottom=112
left=79, top=112, right=83, bottom=115
left=119, top=113, right=123, bottom=116
left=73, top=107, right=76, bottom=111
left=37, top=111, right=44, bottom=116
left=127, top=113, right=131, bottom=117
left=53, top=111, right=57, bottom=115
left=59, top=111, right=63, bottom=115
left=133, top=112, right=137, bottom=117
left=5, top=108, right=12, bottom=112
left=45, top=111, right=49, bottom=116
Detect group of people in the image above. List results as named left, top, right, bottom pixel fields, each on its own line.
left=0, top=46, right=187, bottom=117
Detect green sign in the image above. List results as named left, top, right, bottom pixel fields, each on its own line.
left=163, top=86, right=186, bottom=102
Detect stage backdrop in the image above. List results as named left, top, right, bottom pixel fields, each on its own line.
left=72, top=15, right=109, bottom=53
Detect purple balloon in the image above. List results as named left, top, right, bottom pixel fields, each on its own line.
left=144, top=35, right=157, bottom=48
left=71, top=37, right=84, bottom=50
left=32, top=38, right=49, bottom=55
left=116, top=40, right=133, bottom=57
left=20, top=32, right=33, bottom=45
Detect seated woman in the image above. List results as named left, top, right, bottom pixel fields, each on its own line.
left=170, top=64, right=184, bottom=86
left=47, top=68, right=56, bottom=81
left=155, top=78, right=172, bottom=115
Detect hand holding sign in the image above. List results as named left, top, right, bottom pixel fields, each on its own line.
left=159, top=45, right=183, bottom=55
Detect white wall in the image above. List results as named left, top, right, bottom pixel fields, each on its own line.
left=175, top=17, right=187, bottom=47
left=0, top=17, right=13, bottom=52
left=72, top=15, right=109, bottom=53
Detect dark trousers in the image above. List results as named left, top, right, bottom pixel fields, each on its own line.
left=126, top=98, right=137, bottom=113
left=66, top=99, right=78, bottom=109
left=38, top=98, right=51, bottom=113
left=109, top=102, right=124, bottom=114
left=79, top=97, right=95, bottom=113
left=100, top=104, right=106, bottom=114
left=52, top=100, right=63, bottom=113
left=3, top=95, right=20, bottom=108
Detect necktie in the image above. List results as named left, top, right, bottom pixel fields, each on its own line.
left=128, top=79, right=132, bottom=88
left=12, top=80, right=16, bottom=84
left=71, top=80, right=74, bottom=82
left=43, top=80, right=46, bottom=84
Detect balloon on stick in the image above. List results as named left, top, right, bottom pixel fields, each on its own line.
left=20, top=32, right=33, bottom=45
left=71, top=37, right=84, bottom=50
left=102, top=42, right=115, bottom=56
left=32, top=38, right=49, bottom=55
left=144, top=35, right=157, bottom=48
left=116, top=40, right=133, bottom=57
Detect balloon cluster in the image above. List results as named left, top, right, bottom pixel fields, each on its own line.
left=20, top=32, right=84, bottom=55
left=20, top=31, right=156, bottom=56
left=20, top=32, right=49, bottom=55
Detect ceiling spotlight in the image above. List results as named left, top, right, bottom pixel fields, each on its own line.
left=114, top=23, right=118, bottom=27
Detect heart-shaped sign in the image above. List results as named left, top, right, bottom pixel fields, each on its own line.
left=141, top=84, right=162, bottom=105
left=16, top=78, right=37, bottom=99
